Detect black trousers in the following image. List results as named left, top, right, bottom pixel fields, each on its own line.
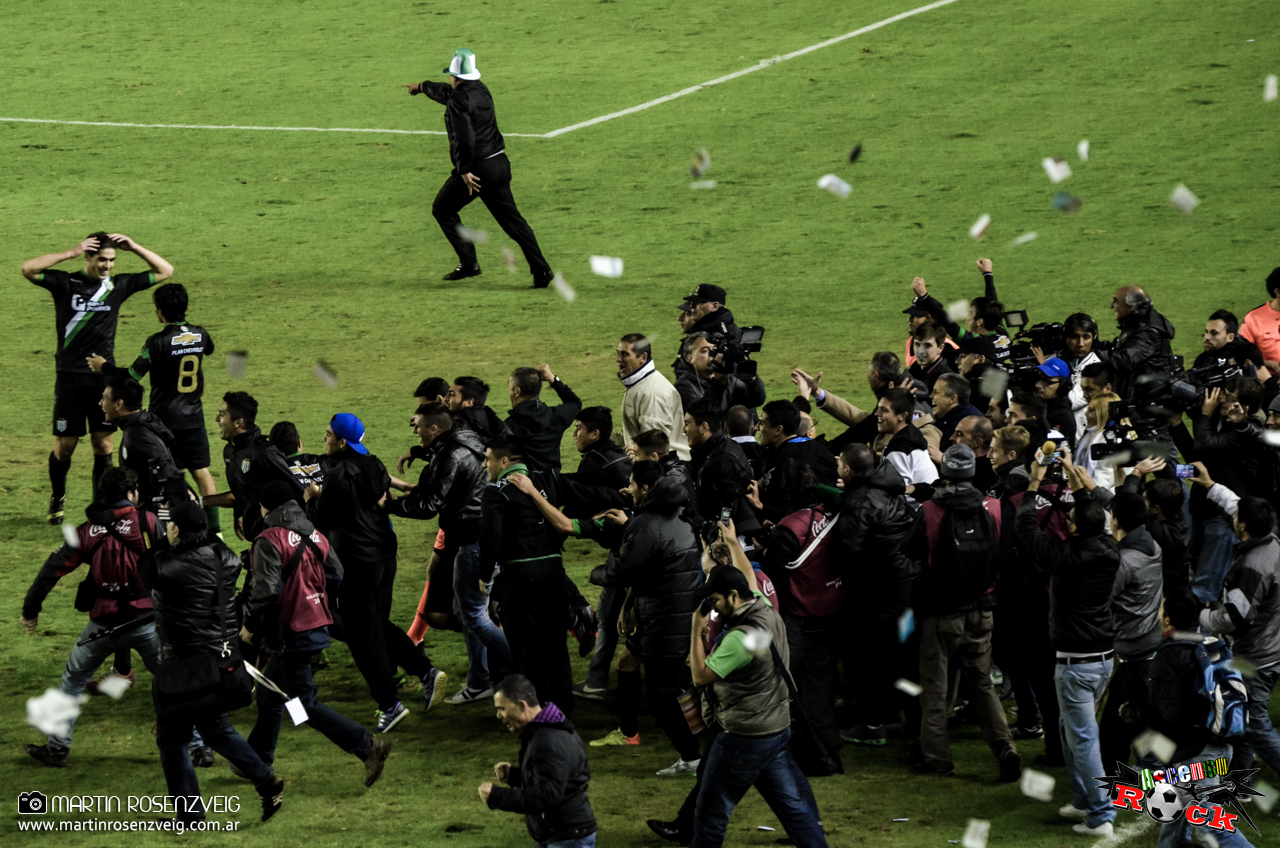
left=1099, top=656, right=1153, bottom=771
left=337, top=556, right=432, bottom=711
left=620, top=654, right=701, bottom=761
left=432, top=153, right=551, bottom=277
left=785, top=613, right=841, bottom=752
left=499, top=564, right=575, bottom=715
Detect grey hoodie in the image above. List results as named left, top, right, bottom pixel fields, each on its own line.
left=1111, top=525, right=1164, bottom=659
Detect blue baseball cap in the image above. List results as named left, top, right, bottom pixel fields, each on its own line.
left=1038, top=357, right=1071, bottom=380
left=330, top=413, right=369, bottom=455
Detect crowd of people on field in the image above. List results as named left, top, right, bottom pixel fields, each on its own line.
left=17, top=233, right=1280, bottom=848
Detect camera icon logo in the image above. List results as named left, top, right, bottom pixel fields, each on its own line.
left=19, top=791, right=49, bottom=814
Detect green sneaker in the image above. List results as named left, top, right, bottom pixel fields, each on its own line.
left=589, top=728, right=640, bottom=747
left=840, top=724, right=887, bottom=746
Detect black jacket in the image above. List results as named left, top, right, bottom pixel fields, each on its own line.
left=457, top=404, right=509, bottom=447
left=116, top=411, right=183, bottom=508
left=759, top=437, right=839, bottom=523
left=486, top=703, right=596, bottom=844
left=419, top=79, right=505, bottom=174
left=565, top=439, right=632, bottom=491
left=142, top=535, right=242, bottom=655
left=690, top=433, right=760, bottom=533
left=1045, top=394, right=1078, bottom=448
left=934, top=403, right=984, bottom=446
left=674, top=370, right=767, bottom=414
left=223, top=426, right=302, bottom=539
left=1015, top=493, right=1120, bottom=653
left=1099, top=305, right=1176, bottom=399
left=672, top=307, right=740, bottom=379
left=480, top=465, right=565, bottom=581
left=659, top=452, right=698, bottom=512
left=834, top=460, right=916, bottom=609
left=1116, top=471, right=1190, bottom=599
left=1193, top=339, right=1263, bottom=371
left=387, top=428, right=487, bottom=544
left=306, top=450, right=397, bottom=563
left=590, top=475, right=701, bottom=658
left=908, top=356, right=954, bottom=391
left=506, top=379, right=583, bottom=473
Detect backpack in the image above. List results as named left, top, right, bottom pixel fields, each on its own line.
left=1170, top=637, right=1249, bottom=738
left=777, top=506, right=844, bottom=618
left=925, top=500, right=998, bottom=602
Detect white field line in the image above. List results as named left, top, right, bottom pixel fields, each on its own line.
left=0, top=0, right=961, bottom=140
left=1091, top=817, right=1154, bottom=848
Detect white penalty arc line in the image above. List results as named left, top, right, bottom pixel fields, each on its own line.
left=1091, top=817, right=1153, bottom=848
left=0, top=0, right=961, bottom=140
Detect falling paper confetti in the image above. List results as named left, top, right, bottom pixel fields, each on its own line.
left=502, top=247, right=518, bottom=273
left=740, top=627, right=774, bottom=656
left=456, top=225, right=488, bottom=244
left=898, top=608, right=915, bottom=643
left=1255, top=780, right=1276, bottom=813
left=817, top=174, right=852, bottom=199
left=1077, top=140, right=1090, bottom=161
left=1228, top=657, right=1258, bottom=678
left=1263, top=430, right=1280, bottom=447
left=1134, top=729, right=1177, bottom=764
left=589, top=256, right=623, bottom=278
left=756, top=826, right=776, bottom=832
left=689, top=148, right=712, bottom=178
left=96, top=674, right=133, bottom=700
left=27, top=688, right=85, bottom=737
left=981, top=367, right=1009, bottom=397
left=1265, top=75, right=1278, bottom=103
left=849, top=143, right=863, bottom=164
left=62, top=524, right=79, bottom=549
left=962, top=819, right=990, bottom=848
left=1169, top=184, right=1200, bottom=214
left=690, top=180, right=717, bottom=190
left=313, top=361, right=339, bottom=389
left=893, top=818, right=910, bottom=823
left=895, top=679, right=922, bottom=697
left=1020, top=769, right=1056, bottom=802
left=969, top=214, right=991, bottom=240
left=1042, top=157, right=1072, bottom=183
left=1012, top=232, right=1038, bottom=246
left=226, top=351, right=248, bottom=379
left=1052, top=192, right=1083, bottom=214
left=551, top=272, right=575, bottom=303
left=947, top=300, right=971, bottom=324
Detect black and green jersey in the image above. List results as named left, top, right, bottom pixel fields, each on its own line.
left=285, top=452, right=327, bottom=488
left=33, top=269, right=156, bottom=374
left=116, top=322, right=215, bottom=429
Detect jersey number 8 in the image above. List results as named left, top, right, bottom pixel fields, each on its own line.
left=178, top=354, right=200, bottom=393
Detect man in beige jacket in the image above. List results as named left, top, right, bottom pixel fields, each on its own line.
left=616, top=334, right=690, bottom=461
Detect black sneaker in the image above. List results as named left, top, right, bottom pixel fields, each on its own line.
left=47, top=495, right=66, bottom=526
left=570, top=602, right=598, bottom=658
left=257, top=776, right=284, bottom=822
left=421, top=668, right=447, bottom=712
left=25, top=743, right=68, bottom=767
left=1012, top=723, right=1044, bottom=740
left=998, top=749, right=1022, bottom=783
left=191, top=746, right=216, bottom=768
left=645, top=819, right=690, bottom=846
left=363, top=737, right=391, bottom=787
left=840, top=724, right=887, bottom=746
left=532, top=270, right=555, bottom=289
left=442, top=263, right=481, bottom=281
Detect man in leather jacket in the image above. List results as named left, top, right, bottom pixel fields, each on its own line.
left=405, top=48, right=554, bottom=288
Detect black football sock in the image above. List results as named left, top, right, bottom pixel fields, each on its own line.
left=618, top=669, right=642, bottom=739
left=49, top=452, right=72, bottom=500
left=113, top=650, right=132, bottom=676
left=92, top=453, right=113, bottom=502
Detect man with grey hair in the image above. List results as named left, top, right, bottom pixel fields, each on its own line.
left=1096, top=285, right=1175, bottom=399
left=617, top=333, right=690, bottom=460
left=929, top=372, right=984, bottom=446
left=674, top=332, right=767, bottom=415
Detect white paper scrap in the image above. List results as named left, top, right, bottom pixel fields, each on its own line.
left=1133, top=729, right=1177, bottom=764
left=1255, top=780, right=1275, bottom=813
left=1263, top=430, right=1280, bottom=447
left=969, top=214, right=991, bottom=240
left=27, top=688, right=85, bottom=737
left=1012, top=232, right=1038, bottom=246
left=589, top=256, right=623, bottom=279
left=285, top=697, right=309, bottom=726
left=980, top=367, right=1009, bottom=397
left=690, top=148, right=712, bottom=178
left=690, top=180, right=717, bottom=190
left=226, top=351, right=248, bottom=379
left=817, top=174, right=852, bottom=199
left=502, top=247, right=518, bottom=273
left=313, top=361, right=339, bottom=389
left=947, top=300, right=971, bottom=324
left=740, top=627, right=774, bottom=656
left=1169, top=184, right=1200, bottom=214
left=456, top=225, right=488, bottom=244
left=552, top=273, right=576, bottom=303
left=1265, top=75, right=1278, bottom=103
left=62, top=524, right=79, bottom=549
left=97, top=674, right=133, bottom=700
left=1077, top=140, right=1090, bottom=161
left=962, top=819, right=990, bottom=848
left=894, top=679, right=922, bottom=697
left=1020, top=769, right=1056, bottom=802
left=1042, top=157, right=1072, bottom=183
left=756, top=826, right=776, bottom=832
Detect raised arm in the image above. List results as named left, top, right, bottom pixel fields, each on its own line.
left=21, top=236, right=99, bottom=281
left=110, top=234, right=173, bottom=282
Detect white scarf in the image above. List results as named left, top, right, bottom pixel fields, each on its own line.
left=620, top=359, right=656, bottom=388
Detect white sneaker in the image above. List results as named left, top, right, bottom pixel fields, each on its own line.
left=1072, top=822, right=1113, bottom=837
left=1058, top=804, right=1088, bottom=821
left=447, top=685, right=494, bottom=704
left=656, top=758, right=700, bottom=776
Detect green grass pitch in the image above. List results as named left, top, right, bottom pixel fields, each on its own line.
left=2, top=0, right=1278, bottom=844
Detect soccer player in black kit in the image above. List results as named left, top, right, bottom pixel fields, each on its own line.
left=88, top=283, right=218, bottom=531
left=21, top=233, right=174, bottom=524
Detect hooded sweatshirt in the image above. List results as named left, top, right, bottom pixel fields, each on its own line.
left=1111, top=525, right=1164, bottom=659
left=116, top=410, right=183, bottom=507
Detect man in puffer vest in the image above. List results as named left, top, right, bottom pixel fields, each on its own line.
left=242, top=481, right=391, bottom=787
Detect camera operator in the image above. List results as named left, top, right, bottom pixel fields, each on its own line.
left=672, top=284, right=739, bottom=379
left=1095, top=286, right=1175, bottom=399
left=1034, top=358, right=1078, bottom=449
left=1058, top=314, right=1102, bottom=436
left=909, top=261, right=1013, bottom=365
left=674, top=332, right=766, bottom=414
left=1194, top=309, right=1263, bottom=372
left=1170, top=378, right=1269, bottom=602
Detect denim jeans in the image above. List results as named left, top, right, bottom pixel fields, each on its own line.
left=1055, top=658, right=1115, bottom=828
left=1236, top=663, right=1280, bottom=774
left=584, top=585, right=622, bottom=689
left=157, top=714, right=274, bottom=823
left=453, top=542, right=512, bottom=690
left=48, top=617, right=163, bottom=752
left=1156, top=742, right=1255, bottom=848
left=539, top=835, right=596, bottom=848
left=691, top=728, right=828, bottom=848
left=247, top=650, right=373, bottom=764
left=1191, top=516, right=1236, bottom=603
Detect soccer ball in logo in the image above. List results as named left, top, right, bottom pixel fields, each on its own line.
left=1145, top=782, right=1186, bottom=823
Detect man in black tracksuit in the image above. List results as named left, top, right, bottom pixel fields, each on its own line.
left=100, top=375, right=185, bottom=509
left=505, top=365, right=583, bottom=473
left=205, top=392, right=301, bottom=541
left=406, top=48, right=553, bottom=288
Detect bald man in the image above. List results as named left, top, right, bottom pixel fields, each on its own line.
left=1095, top=286, right=1175, bottom=399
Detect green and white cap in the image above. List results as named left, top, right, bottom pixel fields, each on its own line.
left=444, top=48, right=481, bottom=81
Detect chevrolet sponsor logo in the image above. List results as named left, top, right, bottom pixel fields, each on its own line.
left=171, top=332, right=202, bottom=345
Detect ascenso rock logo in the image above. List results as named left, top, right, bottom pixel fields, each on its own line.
left=1098, top=761, right=1264, bottom=835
